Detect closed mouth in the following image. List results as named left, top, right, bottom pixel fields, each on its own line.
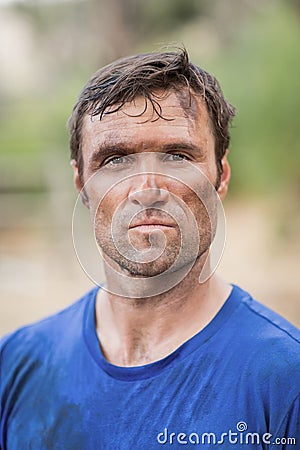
left=129, top=211, right=176, bottom=229
left=129, top=222, right=173, bottom=229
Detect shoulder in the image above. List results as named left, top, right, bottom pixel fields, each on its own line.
left=231, top=285, right=300, bottom=393
left=232, top=284, right=300, bottom=343
left=0, top=287, right=98, bottom=365
left=235, top=284, right=300, bottom=348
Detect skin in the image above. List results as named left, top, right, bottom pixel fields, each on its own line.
left=72, top=88, right=231, bottom=367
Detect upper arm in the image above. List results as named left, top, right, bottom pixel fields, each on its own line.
left=272, top=394, right=300, bottom=449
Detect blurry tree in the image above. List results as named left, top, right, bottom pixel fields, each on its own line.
left=137, top=0, right=208, bottom=35
left=213, top=1, right=300, bottom=196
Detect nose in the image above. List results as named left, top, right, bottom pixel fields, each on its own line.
left=129, top=185, right=170, bottom=207
left=128, top=153, right=170, bottom=207
left=128, top=169, right=170, bottom=206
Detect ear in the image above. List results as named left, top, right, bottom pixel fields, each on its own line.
left=217, top=150, right=231, bottom=200
left=70, top=159, right=89, bottom=207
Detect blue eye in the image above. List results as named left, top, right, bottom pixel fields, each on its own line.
left=166, top=153, right=189, bottom=162
left=173, top=154, right=187, bottom=160
left=105, top=156, right=128, bottom=166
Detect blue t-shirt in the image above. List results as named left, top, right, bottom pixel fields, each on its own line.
left=0, top=285, right=299, bottom=449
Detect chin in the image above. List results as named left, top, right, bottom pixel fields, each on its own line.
left=98, top=234, right=211, bottom=279
left=117, top=257, right=177, bottom=278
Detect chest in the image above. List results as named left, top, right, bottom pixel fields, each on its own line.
left=3, top=361, right=270, bottom=449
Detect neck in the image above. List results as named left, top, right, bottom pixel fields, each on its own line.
left=95, top=258, right=231, bottom=367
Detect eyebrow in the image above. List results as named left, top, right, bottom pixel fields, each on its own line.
left=89, top=141, right=204, bottom=166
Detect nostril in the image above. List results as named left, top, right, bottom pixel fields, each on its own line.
left=129, top=188, right=170, bottom=207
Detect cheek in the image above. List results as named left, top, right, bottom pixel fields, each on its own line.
left=177, top=183, right=215, bottom=228
left=96, top=189, right=128, bottom=223
left=169, top=181, right=200, bottom=209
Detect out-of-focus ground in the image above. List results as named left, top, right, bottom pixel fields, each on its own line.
left=1, top=194, right=299, bottom=336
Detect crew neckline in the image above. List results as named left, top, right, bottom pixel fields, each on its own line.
left=83, top=284, right=246, bottom=381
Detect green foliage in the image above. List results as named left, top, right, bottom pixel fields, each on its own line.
left=0, top=76, right=83, bottom=190
left=209, top=3, right=300, bottom=194
left=139, top=0, right=207, bottom=34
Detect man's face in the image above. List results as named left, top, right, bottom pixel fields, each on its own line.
left=75, top=89, right=230, bottom=279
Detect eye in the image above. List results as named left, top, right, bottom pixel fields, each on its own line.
left=172, top=153, right=189, bottom=161
left=104, top=155, right=129, bottom=166
left=165, top=153, right=190, bottom=162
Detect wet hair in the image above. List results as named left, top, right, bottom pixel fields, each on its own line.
left=68, top=48, right=235, bottom=188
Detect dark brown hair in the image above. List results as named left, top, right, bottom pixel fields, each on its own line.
left=68, top=48, right=235, bottom=187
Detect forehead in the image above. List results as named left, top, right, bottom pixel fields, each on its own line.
left=81, top=89, right=213, bottom=152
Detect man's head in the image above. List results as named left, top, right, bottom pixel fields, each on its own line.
left=69, top=48, right=235, bottom=288
left=68, top=48, right=235, bottom=189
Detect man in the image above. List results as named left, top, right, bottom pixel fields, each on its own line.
left=1, top=49, right=299, bottom=449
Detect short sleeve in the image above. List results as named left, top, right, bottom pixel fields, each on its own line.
left=271, top=394, right=300, bottom=449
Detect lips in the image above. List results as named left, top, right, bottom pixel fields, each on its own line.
left=129, top=214, right=175, bottom=229
left=129, top=221, right=173, bottom=229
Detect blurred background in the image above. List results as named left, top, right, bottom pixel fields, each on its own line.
left=0, top=0, right=299, bottom=335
